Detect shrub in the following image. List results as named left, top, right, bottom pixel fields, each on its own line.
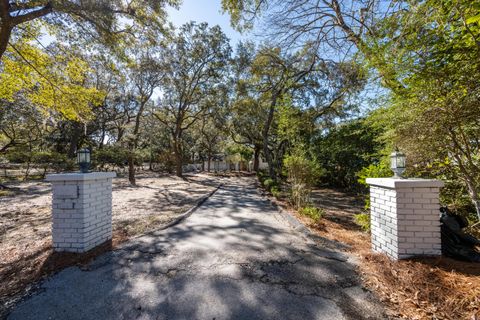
left=155, top=150, right=176, bottom=173
left=356, top=162, right=392, bottom=187
left=263, top=178, right=277, bottom=191
left=299, top=206, right=324, bottom=223
left=283, top=152, right=321, bottom=187
left=256, top=170, right=269, bottom=182
left=354, top=213, right=371, bottom=232
left=357, top=161, right=392, bottom=210
left=271, top=186, right=281, bottom=198
left=284, top=149, right=322, bottom=208
left=32, top=151, right=73, bottom=175
left=93, top=146, right=129, bottom=168
left=290, top=183, right=310, bottom=209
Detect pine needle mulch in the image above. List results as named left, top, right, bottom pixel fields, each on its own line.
left=0, top=232, right=129, bottom=318
left=271, top=192, right=480, bottom=320
left=311, top=212, right=479, bottom=320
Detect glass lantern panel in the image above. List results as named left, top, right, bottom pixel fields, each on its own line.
left=391, top=155, right=397, bottom=169
left=397, top=154, right=406, bottom=168
left=77, top=151, right=84, bottom=163
left=85, top=151, right=90, bottom=163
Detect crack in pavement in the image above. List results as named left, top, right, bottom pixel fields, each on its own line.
left=7, top=177, right=386, bottom=320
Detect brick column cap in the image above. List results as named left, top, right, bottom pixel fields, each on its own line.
left=366, top=178, right=444, bottom=189
left=46, top=172, right=116, bottom=182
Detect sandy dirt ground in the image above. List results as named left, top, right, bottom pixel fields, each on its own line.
left=0, top=171, right=225, bottom=314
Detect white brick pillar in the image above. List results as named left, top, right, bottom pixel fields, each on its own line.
left=366, top=178, right=444, bottom=260
left=46, top=172, right=116, bottom=253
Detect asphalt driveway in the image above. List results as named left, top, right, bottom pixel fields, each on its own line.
left=8, top=176, right=385, bottom=320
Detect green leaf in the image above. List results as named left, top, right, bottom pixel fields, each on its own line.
left=466, top=14, right=480, bottom=25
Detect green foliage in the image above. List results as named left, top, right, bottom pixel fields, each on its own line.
left=356, top=162, right=392, bottom=187
left=277, top=97, right=314, bottom=145
left=299, top=206, right=324, bottom=223
left=363, top=0, right=480, bottom=220
left=357, top=161, right=392, bottom=210
left=4, top=149, right=74, bottom=175
left=270, top=185, right=281, bottom=198
left=256, top=170, right=270, bottom=184
left=5, top=149, right=30, bottom=164
left=312, top=118, right=385, bottom=190
left=283, top=148, right=324, bottom=208
left=32, top=151, right=74, bottom=172
left=93, top=147, right=129, bottom=168
left=225, top=144, right=252, bottom=161
left=283, top=148, right=322, bottom=187
left=0, top=28, right=104, bottom=120
left=262, top=178, right=277, bottom=191
left=155, top=150, right=176, bottom=173
left=354, top=213, right=371, bottom=232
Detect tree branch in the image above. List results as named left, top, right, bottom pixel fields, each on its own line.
left=10, top=2, right=52, bottom=26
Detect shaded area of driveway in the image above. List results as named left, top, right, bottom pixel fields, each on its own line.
left=8, top=177, right=385, bottom=320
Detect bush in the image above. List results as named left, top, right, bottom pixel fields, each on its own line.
left=299, top=206, right=324, bottom=223
left=32, top=151, right=74, bottom=174
left=93, top=146, right=128, bottom=168
left=354, top=213, right=371, bottom=232
left=357, top=161, right=392, bottom=210
left=290, top=183, right=310, bottom=209
left=271, top=185, right=281, bottom=198
left=256, top=170, right=268, bottom=182
left=155, top=150, right=176, bottom=173
left=284, top=149, right=322, bottom=208
left=311, top=118, right=385, bottom=190
left=357, top=162, right=392, bottom=186
left=263, top=178, right=277, bottom=191
left=283, top=152, right=322, bottom=187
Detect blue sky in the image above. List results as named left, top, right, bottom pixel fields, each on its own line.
left=167, top=0, right=250, bottom=46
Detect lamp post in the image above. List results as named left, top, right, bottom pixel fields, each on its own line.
left=390, top=149, right=406, bottom=178
left=77, top=148, right=91, bottom=173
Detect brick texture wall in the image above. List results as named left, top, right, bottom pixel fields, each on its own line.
left=47, top=172, right=116, bottom=253
left=366, top=178, right=444, bottom=260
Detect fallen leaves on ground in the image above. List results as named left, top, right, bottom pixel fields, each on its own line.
left=270, top=188, right=480, bottom=320
left=0, top=172, right=219, bottom=318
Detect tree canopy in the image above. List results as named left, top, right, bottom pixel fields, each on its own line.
left=1, top=0, right=480, bottom=223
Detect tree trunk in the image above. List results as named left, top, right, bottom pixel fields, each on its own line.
left=207, top=156, right=211, bottom=172
left=128, top=154, right=136, bottom=185
left=127, top=99, right=147, bottom=185
left=262, top=95, right=278, bottom=178
left=0, top=24, right=12, bottom=61
left=172, top=139, right=183, bottom=177
left=464, top=177, right=480, bottom=221
left=175, top=153, right=183, bottom=177
left=0, top=1, right=53, bottom=61
left=24, top=159, right=30, bottom=180
left=253, top=145, right=260, bottom=172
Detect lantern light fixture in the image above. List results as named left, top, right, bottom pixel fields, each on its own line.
left=390, top=148, right=406, bottom=178
left=77, top=148, right=91, bottom=173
